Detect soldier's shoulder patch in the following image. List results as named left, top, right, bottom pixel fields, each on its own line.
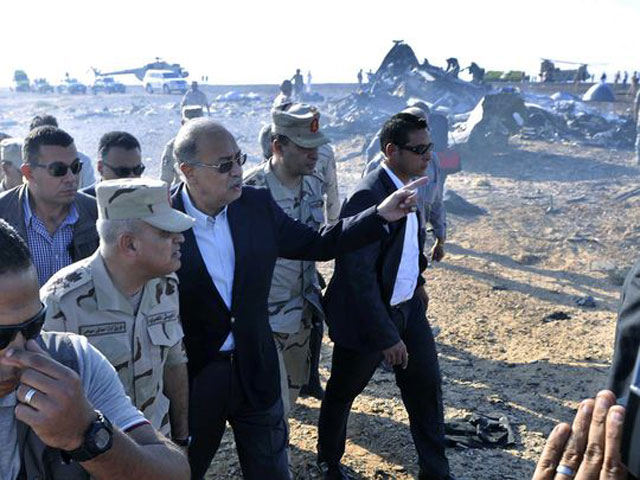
left=42, top=263, right=93, bottom=300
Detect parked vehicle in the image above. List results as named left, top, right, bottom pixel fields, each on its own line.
left=92, top=77, right=126, bottom=94
left=12, top=70, right=30, bottom=92
left=56, top=78, right=87, bottom=94
left=32, top=78, right=54, bottom=93
left=143, top=70, right=188, bottom=94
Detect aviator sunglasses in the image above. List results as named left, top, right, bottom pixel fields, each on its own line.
left=191, top=152, right=247, bottom=174
left=33, top=158, right=83, bottom=177
left=399, top=143, right=435, bottom=156
left=103, top=163, right=146, bottom=177
left=0, top=304, right=46, bottom=350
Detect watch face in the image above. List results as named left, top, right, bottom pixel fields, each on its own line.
left=94, top=427, right=111, bottom=450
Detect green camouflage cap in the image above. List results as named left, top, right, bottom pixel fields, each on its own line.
left=271, top=103, right=329, bottom=149
left=96, top=178, right=194, bottom=232
left=182, top=105, right=204, bottom=120
left=0, top=138, right=23, bottom=165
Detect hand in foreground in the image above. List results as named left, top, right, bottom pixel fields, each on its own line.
left=531, top=389, right=627, bottom=480
left=0, top=339, right=96, bottom=451
left=382, top=340, right=408, bottom=370
left=377, top=177, right=429, bottom=222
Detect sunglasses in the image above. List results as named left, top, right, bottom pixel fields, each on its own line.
left=33, top=158, right=83, bottom=177
left=399, top=143, right=435, bottom=156
left=0, top=304, right=46, bottom=350
left=103, top=163, right=145, bottom=177
left=191, top=152, right=247, bottom=174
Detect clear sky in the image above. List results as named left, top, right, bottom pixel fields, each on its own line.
left=3, top=0, right=639, bottom=86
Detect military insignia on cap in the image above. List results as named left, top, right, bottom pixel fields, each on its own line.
left=310, top=118, right=319, bottom=133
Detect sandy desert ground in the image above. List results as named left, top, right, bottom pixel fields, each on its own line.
left=1, top=83, right=638, bottom=480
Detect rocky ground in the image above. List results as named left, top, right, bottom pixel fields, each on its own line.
left=1, top=84, right=637, bottom=480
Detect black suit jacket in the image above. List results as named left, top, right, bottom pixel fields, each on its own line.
left=608, top=259, right=640, bottom=398
left=171, top=183, right=388, bottom=409
left=324, top=167, right=427, bottom=353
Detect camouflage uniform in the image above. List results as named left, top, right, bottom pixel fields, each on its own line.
left=160, top=137, right=178, bottom=186
left=244, top=159, right=325, bottom=415
left=181, top=88, right=209, bottom=110
left=41, top=251, right=187, bottom=435
left=316, top=144, right=340, bottom=225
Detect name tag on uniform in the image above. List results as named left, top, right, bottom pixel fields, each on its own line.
left=79, top=322, right=126, bottom=337
left=146, top=311, right=178, bottom=327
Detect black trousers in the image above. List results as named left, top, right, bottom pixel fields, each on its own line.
left=188, top=356, right=290, bottom=480
left=317, top=295, right=450, bottom=480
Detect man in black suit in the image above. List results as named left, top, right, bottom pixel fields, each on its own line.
left=169, top=117, right=425, bottom=480
left=317, top=113, right=454, bottom=480
left=608, top=260, right=640, bottom=399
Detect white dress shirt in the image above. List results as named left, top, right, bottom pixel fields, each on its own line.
left=182, top=188, right=236, bottom=351
left=381, top=163, right=420, bottom=306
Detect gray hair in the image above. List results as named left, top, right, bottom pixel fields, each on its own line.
left=97, top=218, right=145, bottom=245
left=173, top=118, right=231, bottom=166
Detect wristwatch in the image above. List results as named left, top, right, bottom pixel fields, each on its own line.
left=64, top=410, right=114, bottom=462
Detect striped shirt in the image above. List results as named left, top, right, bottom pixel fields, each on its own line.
left=23, top=192, right=78, bottom=286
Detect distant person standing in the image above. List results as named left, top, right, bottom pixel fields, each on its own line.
left=181, top=81, right=210, bottom=115
left=292, top=69, right=304, bottom=100
left=630, top=71, right=639, bottom=99
left=614, top=71, right=621, bottom=84
left=357, top=69, right=363, bottom=88
left=600, top=72, right=607, bottom=84
left=306, top=71, right=312, bottom=93
left=274, top=80, right=294, bottom=110
left=623, top=71, right=629, bottom=86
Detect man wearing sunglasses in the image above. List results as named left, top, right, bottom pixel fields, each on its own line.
left=170, top=118, right=426, bottom=480
left=318, top=112, right=455, bottom=480
left=29, top=115, right=96, bottom=190
left=81, top=132, right=145, bottom=197
left=0, top=126, right=99, bottom=286
left=0, top=219, right=190, bottom=480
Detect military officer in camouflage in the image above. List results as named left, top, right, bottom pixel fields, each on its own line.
left=160, top=106, right=205, bottom=186
left=245, top=104, right=331, bottom=416
left=635, top=88, right=640, bottom=165
left=41, top=178, right=195, bottom=445
left=0, top=138, right=24, bottom=193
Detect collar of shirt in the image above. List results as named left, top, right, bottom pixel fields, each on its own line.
left=23, top=188, right=79, bottom=230
left=89, top=251, right=156, bottom=314
left=381, top=162, right=407, bottom=190
left=181, top=186, right=228, bottom=229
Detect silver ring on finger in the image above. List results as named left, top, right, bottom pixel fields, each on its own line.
left=555, top=465, right=576, bottom=477
left=24, top=387, right=38, bottom=407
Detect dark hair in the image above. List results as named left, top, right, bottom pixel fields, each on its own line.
left=23, top=126, right=74, bottom=166
left=0, top=220, right=32, bottom=274
left=29, top=114, right=59, bottom=131
left=98, top=131, right=141, bottom=160
left=379, top=113, right=428, bottom=152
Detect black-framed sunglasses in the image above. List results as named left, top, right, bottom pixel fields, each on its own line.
left=399, top=143, right=434, bottom=156
left=191, top=152, right=247, bottom=174
left=33, top=158, right=83, bottom=177
left=103, top=163, right=146, bottom=177
left=0, top=304, right=46, bottom=350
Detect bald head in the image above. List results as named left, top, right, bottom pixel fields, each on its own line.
left=174, top=118, right=235, bottom=166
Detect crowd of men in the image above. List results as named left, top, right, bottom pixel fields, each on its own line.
left=0, top=81, right=636, bottom=480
